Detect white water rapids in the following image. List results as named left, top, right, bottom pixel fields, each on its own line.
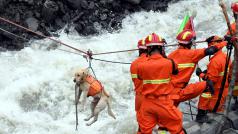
left=0, top=0, right=235, bottom=134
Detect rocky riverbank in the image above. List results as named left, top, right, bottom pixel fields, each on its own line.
left=0, top=0, right=178, bottom=51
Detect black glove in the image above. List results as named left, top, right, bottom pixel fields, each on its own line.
left=204, top=79, right=215, bottom=95
left=73, top=78, right=76, bottom=83
left=204, top=46, right=218, bottom=56
left=206, top=36, right=215, bottom=44
left=224, top=35, right=234, bottom=50
left=224, top=35, right=232, bottom=43
left=196, top=68, right=202, bottom=77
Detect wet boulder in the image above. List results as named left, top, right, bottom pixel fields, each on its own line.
left=42, top=0, right=59, bottom=23
left=66, top=0, right=82, bottom=10
left=0, top=0, right=9, bottom=12
left=25, top=17, right=39, bottom=31
left=122, top=0, right=141, bottom=4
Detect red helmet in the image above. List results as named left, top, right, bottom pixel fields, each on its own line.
left=176, top=29, right=195, bottom=45
left=145, top=33, right=165, bottom=47
left=137, top=39, right=147, bottom=49
left=232, top=2, right=238, bottom=14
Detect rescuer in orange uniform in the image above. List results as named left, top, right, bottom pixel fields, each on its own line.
left=130, top=39, right=147, bottom=125
left=196, top=36, right=231, bottom=123
left=168, top=29, right=225, bottom=106
left=137, top=33, right=184, bottom=134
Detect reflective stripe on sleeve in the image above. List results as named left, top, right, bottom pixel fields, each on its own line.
left=201, top=93, right=212, bottom=98
left=219, top=69, right=229, bottom=76
left=131, top=74, right=138, bottom=79
left=178, top=63, right=195, bottom=68
left=143, top=78, right=170, bottom=84
left=158, top=130, right=168, bottom=134
left=234, top=86, right=238, bottom=91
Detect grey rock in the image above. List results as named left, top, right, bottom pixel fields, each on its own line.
left=141, top=0, right=168, bottom=11
left=80, top=0, right=88, bottom=9
left=122, top=0, right=141, bottom=4
left=222, top=128, right=238, bottom=134
left=42, top=0, right=59, bottom=22
left=66, top=0, right=81, bottom=10
left=93, top=22, right=102, bottom=31
left=75, top=23, right=83, bottom=33
left=100, top=13, right=107, bottom=21
left=0, top=47, right=7, bottom=52
left=184, top=113, right=236, bottom=134
left=88, top=2, right=95, bottom=9
left=228, top=111, right=238, bottom=129
left=84, top=26, right=97, bottom=35
left=25, top=17, right=39, bottom=31
left=0, top=0, right=9, bottom=12
left=72, top=12, right=84, bottom=22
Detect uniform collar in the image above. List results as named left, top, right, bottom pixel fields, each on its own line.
left=178, top=46, right=190, bottom=50
left=148, top=53, right=163, bottom=59
left=140, top=53, right=147, bottom=58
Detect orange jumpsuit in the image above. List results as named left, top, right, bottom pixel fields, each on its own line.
left=137, top=53, right=184, bottom=134
left=168, top=46, right=206, bottom=88
left=198, top=50, right=231, bottom=112
left=168, top=47, right=207, bottom=106
left=130, top=53, right=147, bottom=114
left=168, top=43, right=226, bottom=106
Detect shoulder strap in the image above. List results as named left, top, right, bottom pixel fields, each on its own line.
left=168, top=58, right=179, bottom=75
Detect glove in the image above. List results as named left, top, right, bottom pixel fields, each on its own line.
left=204, top=46, right=218, bottom=56
left=204, top=79, right=215, bottom=95
left=196, top=68, right=202, bottom=77
left=206, top=36, right=215, bottom=44
left=224, top=35, right=234, bottom=50
left=224, top=35, right=232, bottom=43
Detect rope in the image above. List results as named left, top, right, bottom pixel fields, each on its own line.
left=184, top=101, right=198, bottom=109
left=0, top=26, right=86, bottom=57
left=92, top=58, right=131, bottom=64
left=88, top=58, right=97, bottom=79
left=92, top=49, right=138, bottom=56
left=182, top=112, right=196, bottom=116
left=188, top=100, right=194, bottom=120
left=56, top=48, right=84, bottom=56
left=213, top=46, right=232, bottom=112
left=0, top=27, right=28, bottom=41
left=0, top=16, right=88, bottom=55
left=91, top=39, right=223, bottom=56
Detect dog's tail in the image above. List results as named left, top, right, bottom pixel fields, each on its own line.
left=106, top=96, right=116, bottom=119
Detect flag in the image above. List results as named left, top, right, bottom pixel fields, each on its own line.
left=177, top=12, right=196, bottom=37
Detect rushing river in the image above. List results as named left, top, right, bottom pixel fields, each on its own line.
left=0, top=0, right=234, bottom=133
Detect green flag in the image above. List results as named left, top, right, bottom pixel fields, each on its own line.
left=177, top=13, right=190, bottom=35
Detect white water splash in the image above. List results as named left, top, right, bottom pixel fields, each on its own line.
left=0, top=0, right=234, bottom=134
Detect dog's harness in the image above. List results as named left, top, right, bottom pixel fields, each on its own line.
left=85, top=75, right=103, bottom=97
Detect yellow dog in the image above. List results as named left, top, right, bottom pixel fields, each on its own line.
left=74, top=68, right=116, bottom=126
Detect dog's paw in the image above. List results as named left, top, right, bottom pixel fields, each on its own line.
left=84, top=118, right=90, bottom=121
left=86, top=123, right=91, bottom=126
